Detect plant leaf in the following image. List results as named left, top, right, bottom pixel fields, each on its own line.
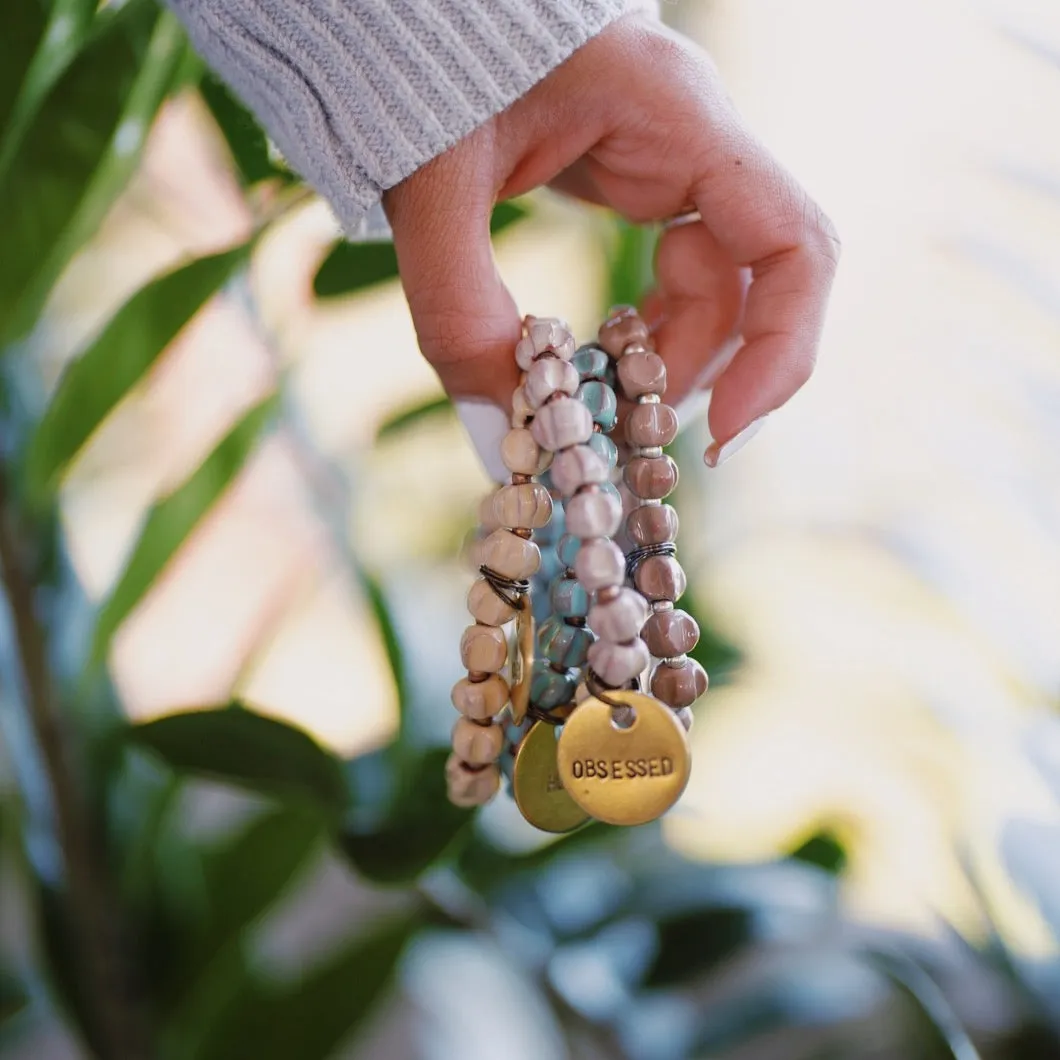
left=0, top=967, right=28, bottom=1025
left=375, top=395, right=453, bottom=442
left=90, top=394, right=278, bottom=661
left=0, top=0, right=48, bottom=153
left=199, top=73, right=294, bottom=186
left=312, top=200, right=529, bottom=298
left=355, top=571, right=409, bottom=735
left=341, top=748, right=473, bottom=884
left=129, top=704, right=348, bottom=816
left=607, top=219, right=657, bottom=310
left=190, top=914, right=418, bottom=1060
left=26, top=245, right=251, bottom=495
left=0, top=6, right=187, bottom=343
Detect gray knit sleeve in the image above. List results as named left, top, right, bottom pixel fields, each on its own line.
left=165, top=0, right=657, bottom=237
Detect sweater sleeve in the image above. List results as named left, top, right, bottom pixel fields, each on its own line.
left=165, top=0, right=658, bottom=238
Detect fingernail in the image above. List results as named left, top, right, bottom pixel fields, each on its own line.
left=454, top=398, right=510, bottom=483
left=703, top=415, right=767, bottom=468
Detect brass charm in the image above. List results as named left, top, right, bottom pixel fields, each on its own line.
left=556, top=690, right=690, bottom=826
left=512, top=720, right=589, bottom=834
left=508, top=596, right=534, bottom=724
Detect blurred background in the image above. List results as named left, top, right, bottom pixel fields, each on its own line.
left=2, top=0, right=1059, bottom=1057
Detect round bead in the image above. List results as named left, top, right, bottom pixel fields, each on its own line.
left=451, top=673, right=509, bottom=721
left=587, top=432, right=618, bottom=472
left=467, top=578, right=516, bottom=626
left=478, top=491, right=501, bottom=532
left=576, top=380, right=618, bottom=431
left=624, top=455, right=679, bottom=501
left=530, top=659, right=577, bottom=709
left=538, top=615, right=594, bottom=669
left=501, top=428, right=549, bottom=476
left=550, top=576, right=589, bottom=618
left=627, top=402, right=679, bottom=448
left=492, top=482, right=553, bottom=530
left=550, top=445, right=607, bottom=496
left=530, top=397, right=593, bottom=453
left=525, top=316, right=575, bottom=362
left=525, top=358, right=579, bottom=409
left=587, top=638, right=651, bottom=687
left=617, top=349, right=667, bottom=398
left=452, top=717, right=504, bottom=765
left=588, top=588, right=649, bottom=643
left=572, top=344, right=611, bottom=380
left=574, top=539, right=625, bottom=592
left=565, top=488, right=622, bottom=537
left=627, top=504, right=679, bottom=546
left=598, top=311, right=651, bottom=359
left=481, top=528, right=541, bottom=580
left=446, top=754, right=500, bottom=806
left=650, top=658, right=709, bottom=708
left=634, top=555, right=687, bottom=602
left=674, top=707, right=694, bottom=732
left=556, top=533, right=581, bottom=570
left=643, top=609, right=700, bottom=658
left=511, top=387, right=533, bottom=428
left=537, top=546, right=564, bottom=585
left=459, top=624, right=508, bottom=672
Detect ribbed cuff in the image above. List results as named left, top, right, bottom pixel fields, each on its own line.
left=168, top=0, right=659, bottom=235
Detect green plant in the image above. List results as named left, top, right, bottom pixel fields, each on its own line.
left=0, top=3, right=1057, bottom=1059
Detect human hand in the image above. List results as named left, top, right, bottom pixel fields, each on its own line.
left=383, top=10, right=839, bottom=467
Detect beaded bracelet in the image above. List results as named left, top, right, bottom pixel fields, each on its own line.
left=449, top=313, right=700, bottom=828
left=600, top=307, right=709, bottom=724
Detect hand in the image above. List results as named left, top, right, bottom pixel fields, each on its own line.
left=383, top=10, right=839, bottom=465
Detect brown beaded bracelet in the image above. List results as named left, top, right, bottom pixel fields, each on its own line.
left=600, top=306, right=709, bottom=725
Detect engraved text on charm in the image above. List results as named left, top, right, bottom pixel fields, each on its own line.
left=556, top=690, right=690, bottom=826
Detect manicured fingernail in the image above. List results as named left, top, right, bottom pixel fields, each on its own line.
left=454, top=398, right=509, bottom=483
left=703, top=415, right=767, bottom=468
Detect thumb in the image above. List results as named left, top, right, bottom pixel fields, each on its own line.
left=384, top=150, right=520, bottom=413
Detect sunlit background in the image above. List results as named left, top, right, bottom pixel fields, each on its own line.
left=4, top=0, right=1060, bottom=1057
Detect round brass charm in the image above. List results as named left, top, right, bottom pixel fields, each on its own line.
left=508, top=596, right=534, bottom=724
left=512, top=721, right=589, bottom=833
left=556, top=690, right=691, bottom=826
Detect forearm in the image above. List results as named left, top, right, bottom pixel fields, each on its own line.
left=165, top=0, right=657, bottom=234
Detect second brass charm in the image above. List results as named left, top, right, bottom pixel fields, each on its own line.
left=512, top=720, right=589, bottom=834
left=556, top=690, right=691, bottom=826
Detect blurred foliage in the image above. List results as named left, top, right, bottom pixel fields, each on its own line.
left=0, top=4, right=1057, bottom=1060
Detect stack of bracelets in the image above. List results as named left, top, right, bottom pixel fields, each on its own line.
left=447, top=307, right=708, bottom=830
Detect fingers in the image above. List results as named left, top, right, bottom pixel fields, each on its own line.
left=648, top=221, right=746, bottom=406
left=687, top=126, right=840, bottom=450
left=383, top=143, right=520, bottom=411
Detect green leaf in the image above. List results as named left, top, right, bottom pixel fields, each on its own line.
left=129, top=704, right=349, bottom=817
left=0, top=0, right=48, bottom=150
left=341, top=748, right=473, bottom=883
left=191, top=914, right=418, bottom=1060
left=90, top=394, right=278, bottom=661
left=607, top=219, right=657, bottom=310
left=312, top=200, right=529, bottom=299
left=0, top=5, right=186, bottom=344
left=375, top=395, right=453, bottom=442
left=791, top=830, right=847, bottom=875
left=199, top=73, right=294, bottom=186
left=26, top=245, right=251, bottom=495
left=355, top=571, right=410, bottom=735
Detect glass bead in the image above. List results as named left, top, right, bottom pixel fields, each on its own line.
left=550, top=576, right=589, bottom=618
left=576, top=380, right=618, bottom=432
left=587, top=432, right=618, bottom=472
left=530, top=659, right=577, bottom=709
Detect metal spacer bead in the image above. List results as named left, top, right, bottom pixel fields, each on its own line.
left=512, top=527, right=533, bottom=539
left=597, top=585, right=621, bottom=604
left=638, top=446, right=664, bottom=459
left=663, top=654, right=688, bottom=668
left=622, top=342, right=649, bottom=357
left=511, top=473, right=532, bottom=485
left=468, top=671, right=490, bottom=683
left=651, top=600, right=675, bottom=613
left=638, top=393, right=661, bottom=405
